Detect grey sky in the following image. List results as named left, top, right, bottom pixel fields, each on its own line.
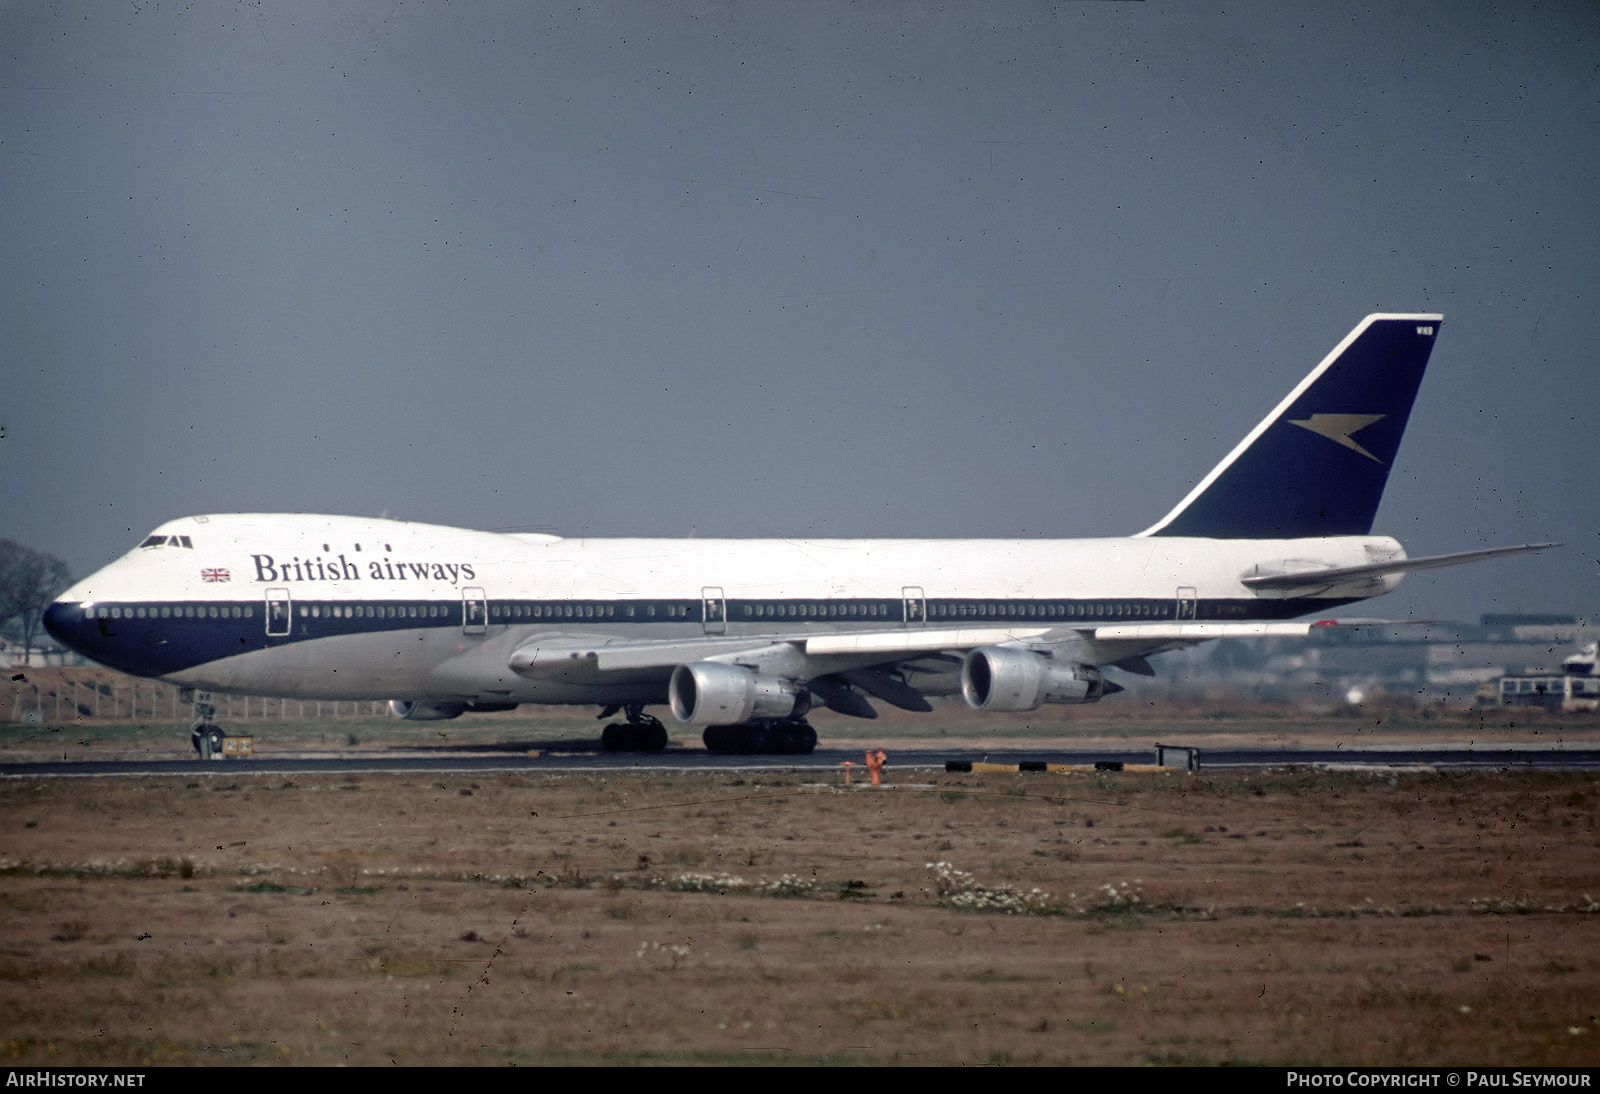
left=3, top=1, right=1595, bottom=624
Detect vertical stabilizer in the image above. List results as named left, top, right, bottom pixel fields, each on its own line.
left=1138, top=314, right=1442, bottom=539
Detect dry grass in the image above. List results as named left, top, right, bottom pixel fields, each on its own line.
left=3, top=766, right=1599, bottom=1066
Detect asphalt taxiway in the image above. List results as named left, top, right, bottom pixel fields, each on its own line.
left=5, top=741, right=1599, bottom=778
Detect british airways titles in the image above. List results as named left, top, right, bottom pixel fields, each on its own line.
left=250, top=553, right=478, bottom=585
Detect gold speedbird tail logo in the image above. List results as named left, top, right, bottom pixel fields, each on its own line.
left=1287, top=413, right=1387, bottom=463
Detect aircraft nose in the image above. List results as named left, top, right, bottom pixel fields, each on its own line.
left=42, top=600, right=85, bottom=651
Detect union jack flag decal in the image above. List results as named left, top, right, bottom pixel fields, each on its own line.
left=201, top=568, right=230, bottom=583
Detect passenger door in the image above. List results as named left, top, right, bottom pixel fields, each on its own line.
left=902, top=586, right=927, bottom=627
left=462, top=587, right=488, bottom=635
left=265, top=588, right=292, bottom=637
left=702, top=586, right=726, bottom=635
left=1176, top=586, right=1197, bottom=621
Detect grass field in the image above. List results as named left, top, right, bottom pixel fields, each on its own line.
left=6, top=666, right=1599, bottom=1065
left=3, top=758, right=1598, bottom=1065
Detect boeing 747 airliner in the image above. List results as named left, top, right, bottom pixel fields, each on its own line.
left=43, top=314, right=1553, bottom=755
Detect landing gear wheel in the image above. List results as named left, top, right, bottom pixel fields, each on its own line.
left=188, top=689, right=223, bottom=760
left=777, top=723, right=818, bottom=755
left=599, top=706, right=668, bottom=752
left=702, top=721, right=816, bottom=755
left=701, top=725, right=743, bottom=755
left=192, top=725, right=224, bottom=760
left=601, top=722, right=668, bottom=752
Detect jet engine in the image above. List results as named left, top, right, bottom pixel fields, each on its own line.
left=390, top=699, right=466, bottom=721
left=960, top=647, right=1106, bottom=711
left=668, top=662, right=806, bottom=726
left=388, top=699, right=519, bottom=721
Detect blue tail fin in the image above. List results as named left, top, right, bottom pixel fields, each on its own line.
left=1139, top=314, right=1442, bottom=539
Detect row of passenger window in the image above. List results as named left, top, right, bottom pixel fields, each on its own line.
left=301, top=603, right=448, bottom=620
left=928, top=601, right=1168, bottom=620
left=481, top=600, right=1169, bottom=622
left=97, top=598, right=1180, bottom=626
left=99, top=604, right=253, bottom=620
left=740, top=602, right=892, bottom=619
left=96, top=603, right=445, bottom=622
left=489, top=602, right=688, bottom=621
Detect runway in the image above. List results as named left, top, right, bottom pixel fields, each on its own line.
left=5, top=741, right=1599, bottom=778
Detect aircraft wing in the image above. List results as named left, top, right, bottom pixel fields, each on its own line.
left=505, top=619, right=1355, bottom=716
left=507, top=627, right=1055, bottom=681
left=515, top=620, right=1333, bottom=671
left=804, top=621, right=1334, bottom=680
left=1069, top=620, right=1344, bottom=668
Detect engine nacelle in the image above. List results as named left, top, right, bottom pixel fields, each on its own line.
left=669, top=661, right=805, bottom=726
left=961, top=647, right=1106, bottom=711
left=390, top=699, right=467, bottom=721
left=388, top=699, right=521, bottom=720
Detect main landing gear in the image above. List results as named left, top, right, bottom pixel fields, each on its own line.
left=598, top=704, right=669, bottom=752
left=595, top=706, right=819, bottom=754
left=702, top=720, right=817, bottom=756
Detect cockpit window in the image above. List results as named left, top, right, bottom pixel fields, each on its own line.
left=137, top=534, right=195, bottom=549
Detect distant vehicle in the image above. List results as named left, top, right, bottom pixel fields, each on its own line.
left=44, top=314, right=1554, bottom=757
left=1494, top=643, right=1600, bottom=712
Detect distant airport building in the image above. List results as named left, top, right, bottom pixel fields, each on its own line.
left=1139, top=614, right=1592, bottom=706
left=1489, top=642, right=1600, bottom=712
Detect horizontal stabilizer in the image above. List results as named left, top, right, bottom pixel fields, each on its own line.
left=1240, top=542, right=1558, bottom=593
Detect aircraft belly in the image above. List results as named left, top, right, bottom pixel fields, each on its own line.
left=164, top=628, right=461, bottom=700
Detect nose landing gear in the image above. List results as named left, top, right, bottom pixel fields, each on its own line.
left=185, top=690, right=226, bottom=760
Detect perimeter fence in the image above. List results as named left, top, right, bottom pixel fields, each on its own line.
left=4, top=668, right=387, bottom=723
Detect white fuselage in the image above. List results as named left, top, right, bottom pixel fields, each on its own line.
left=49, top=513, right=1400, bottom=705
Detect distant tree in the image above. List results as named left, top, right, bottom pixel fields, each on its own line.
left=0, top=540, right=72, bottom=661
